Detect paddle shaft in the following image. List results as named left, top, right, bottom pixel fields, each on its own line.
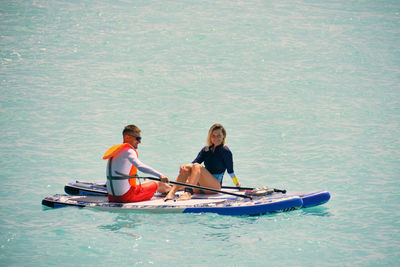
left=114, top=172, right=252, bottom=199
left=221, top=185, right=254, bottom=190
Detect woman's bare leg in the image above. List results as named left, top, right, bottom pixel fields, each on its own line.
left=178, top=163, right=221, bottom=200
left=163, top=164, right=192, bottom=200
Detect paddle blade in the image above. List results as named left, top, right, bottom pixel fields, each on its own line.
left=244, top=188, right=274, bottom=196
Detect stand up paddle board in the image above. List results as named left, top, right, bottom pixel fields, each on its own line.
left=63, top=181, right=330, bottom=208
left=42, top=193, right=303, bottom=216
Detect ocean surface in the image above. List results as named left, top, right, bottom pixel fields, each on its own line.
left=1, top=0, right=399, bottom=266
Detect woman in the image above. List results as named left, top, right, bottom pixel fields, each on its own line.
left=165, top=123, right=240, bottom=201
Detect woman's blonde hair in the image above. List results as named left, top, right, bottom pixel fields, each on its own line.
left=206, top=123, right=227, bottom=147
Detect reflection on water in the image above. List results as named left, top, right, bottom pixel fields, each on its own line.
left=96, top=210, right=288, bottom=242
left=98, top=213, right=144, bottom=239
left=197, top=212, right=285, bottom=242
left=96, top=205, right=332, bottom=243
left=300, top=206, right=333, bottom=217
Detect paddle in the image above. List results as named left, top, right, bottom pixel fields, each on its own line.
left=221, top=185, right=287, bottom=194
left=114, top=171, right=252, bottom=199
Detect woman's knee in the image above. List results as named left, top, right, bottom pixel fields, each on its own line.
left=191, top=163, right=204, bottom=173
left=192, top=163, right=202, bottom=170
left=179, top=164, right=192, bottom=175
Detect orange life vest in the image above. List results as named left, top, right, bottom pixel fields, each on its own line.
left=103, top=143, right=138, bottom=187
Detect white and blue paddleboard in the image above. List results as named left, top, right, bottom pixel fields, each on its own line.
left=42, top=193, right=303, bottom=216
left=63, top=181, right=330, bottom=209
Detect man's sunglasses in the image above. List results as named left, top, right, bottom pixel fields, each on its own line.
left=129, top=135, right=142, bottom=141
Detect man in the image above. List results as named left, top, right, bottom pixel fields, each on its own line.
left=103, top=125, right=170, bottom=202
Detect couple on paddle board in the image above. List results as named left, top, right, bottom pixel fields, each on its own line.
left=104, top=124, right=240, bottom=203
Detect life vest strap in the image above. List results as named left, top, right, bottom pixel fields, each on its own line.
left=107, top=157, right=122, bottom=203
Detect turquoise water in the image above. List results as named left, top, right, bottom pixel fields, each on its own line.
left=1, top=0, right=399, bottom=266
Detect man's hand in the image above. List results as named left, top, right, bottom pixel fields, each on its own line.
left=160, top=175, right=170, bottom=183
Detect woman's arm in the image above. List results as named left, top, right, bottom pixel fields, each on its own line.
left=223, top=147, right=240, bottom=187
left=192, top=147, right=207, bottom=164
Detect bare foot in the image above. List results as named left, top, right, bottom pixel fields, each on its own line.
left=178, top=192, right=192, bottom=201
left=163, top=191, right=176, bottom=202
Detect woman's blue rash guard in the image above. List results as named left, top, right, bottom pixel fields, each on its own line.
left=192, top=144, right=236, bottom=184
